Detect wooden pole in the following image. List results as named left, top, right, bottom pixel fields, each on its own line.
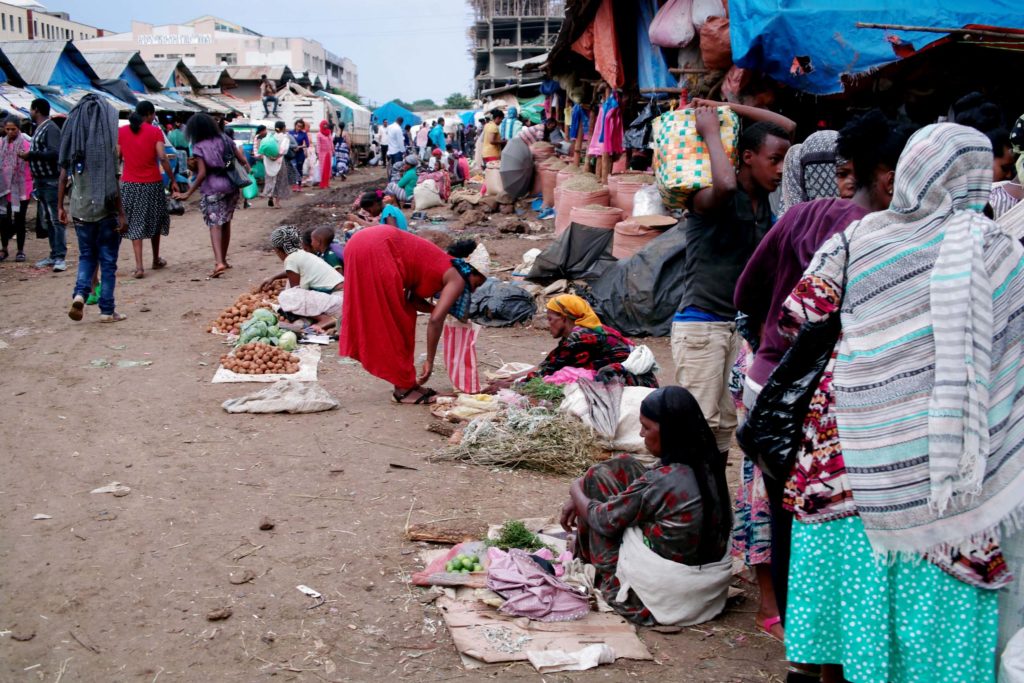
left=668, top=68, right=709, bottom=74
left=855, top=22, right=1024, bottom=40
left=639, top=87, right=687, bottom=94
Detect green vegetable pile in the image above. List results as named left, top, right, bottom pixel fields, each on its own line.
left=234, top=308, right=298, bottom=351
left=515, top=378, right=565, bottom=405
left=485, top=520, right=549, bottom=552
left=445, top=552, right=483, bottom=574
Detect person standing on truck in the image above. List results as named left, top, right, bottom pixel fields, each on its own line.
left=260, top=75, right=278, bottom=118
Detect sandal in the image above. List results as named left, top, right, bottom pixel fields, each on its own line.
left=133, top=268, right=144, bottom=279
left=15, top=251, right=25, bottom=262
left=99, top=312, right=127, bottom=323
left=391, top=387, right=437, bottom=405
left=757, top=615, right=784, bottom=642
left=0, top=248, right=7, bottom=261
left=210, top=264, right=228, bottom=279
left=152, top=257, right=167, bottom=269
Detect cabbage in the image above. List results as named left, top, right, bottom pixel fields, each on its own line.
left=278, top=330, right=298, bottom=352
left=252, top=309, right=277, bottom=325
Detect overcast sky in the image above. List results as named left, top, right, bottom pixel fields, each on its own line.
left=57, top=0, right=476, bottom=105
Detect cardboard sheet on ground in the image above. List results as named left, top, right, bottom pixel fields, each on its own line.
left=212, top=346, right=321, bottom=383
left=437, top=596, right=652, bottom=667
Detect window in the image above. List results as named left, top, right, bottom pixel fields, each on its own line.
left=3, top=15, right=7, bottom=30
left=165, top=53, right=180, bottom=59
left=215, top=52, right=237, bottom=65
left=18, top=17, right=22, bottom=33
left=33, top=20, right=37, bottom=36
left=153, top=53, right=165, bottom=59
left=185, top=53, right=195, bottom=58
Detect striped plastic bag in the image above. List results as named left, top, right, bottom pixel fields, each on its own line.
left=653, top=106, right=739, bottom=209
left=443, top=319, right=482, bottom=394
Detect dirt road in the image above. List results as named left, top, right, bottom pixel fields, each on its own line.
left=0, top=168, right=785, bottom=681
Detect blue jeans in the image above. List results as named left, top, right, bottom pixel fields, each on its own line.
left=262, top=95, right=279, bottom=116
left=35, top=177, right=66, bottom=259
left=73, top=217, right=121, bottom=315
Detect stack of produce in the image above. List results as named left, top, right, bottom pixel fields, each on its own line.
left=444, top=552, right=483, bottom=574
left=220, top=343, right=300, bottom=375
left=234, top=308, right=298, bottom=351
left=209, top=281, right=286, bottom=334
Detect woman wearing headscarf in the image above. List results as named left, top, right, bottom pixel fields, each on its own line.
left=261, top=121, right=291, bottom=209
left=528, top=294, right=658, bottom=387
left=779, top=123, right=1024, bottom=683
left=778, top=129, right=844, bottom=217
left=397, top=155, right=419, bottom=205
left=559, top=386, right=732, bottom=625
left=261, top=225, right=342, bottom=292
left=340, top=227, right=489, bottom=404
left=333, top=123, right=351, bottom=180
left=316, top=120, right=333, bottom=190
left=731, top=112, right=915, bottom=647
left=499, top=106, right=522, bottom=141
left=0, top=116, right=32, bottom=262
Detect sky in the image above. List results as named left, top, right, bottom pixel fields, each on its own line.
left=54, top=0, right=476, bottom=106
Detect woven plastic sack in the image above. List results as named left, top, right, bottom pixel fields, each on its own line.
left=649, top=0, right=695, bottom=49
left=613, top=220, right=662, bottom=260
left=691, top=0, right=726, bottom=28
left=414, top=179, right=444, bottom=211
left=654, top=106, right=739, bottom=209
left=700, top=16, right=733, bottom=71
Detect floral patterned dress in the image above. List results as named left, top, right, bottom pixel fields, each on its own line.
left=531, top=326, right=658, bottom=387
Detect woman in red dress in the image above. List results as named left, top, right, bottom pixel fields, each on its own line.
left=340, top=227, right=489, bottom=404
left=316, top=120, right=333, bottom=189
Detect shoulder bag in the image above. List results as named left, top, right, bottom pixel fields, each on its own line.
left=221, top=135, right=251, bottom=189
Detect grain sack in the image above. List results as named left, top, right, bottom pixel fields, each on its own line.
left=608, top=173, right=656, bottom=216
left=654, top=106, right=739, bottom=209
left=612, top=216, right=674, bottom=259
left=569, top=204, right=623, bottom=230
left=540, top=165, right=559, bottom=207
left=556, top=165, right=584, bottom=191
left=484, top=162, right=504, bottom=196
left=555, top=181, right=610, bottom=236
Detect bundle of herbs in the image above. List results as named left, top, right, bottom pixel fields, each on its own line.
left=485, top=520, right=550, bottom=552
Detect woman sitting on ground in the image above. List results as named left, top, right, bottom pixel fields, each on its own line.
left=560, top=387, right=732, bottom=625
left=262, top=226, right=343, bottom=333
left=528, top=295, right=658, bottom=387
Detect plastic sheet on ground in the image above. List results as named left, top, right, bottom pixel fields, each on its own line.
left=222, top=380, right=339, bottom=413
left=212, top=345, right=321, bottom=383
left=526, top=223, right=617, bottom=284
left=591, top=224, right=686, bottom=337
left=470, top=279, right=537, bottom=327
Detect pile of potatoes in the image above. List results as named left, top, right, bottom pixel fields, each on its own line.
left=209, top=282, right=287, bottom=334
left=220, top=343, right=300, bottom=375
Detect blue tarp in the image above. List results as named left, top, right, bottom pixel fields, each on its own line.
left=120, top=67, right=146, bottom=93
left=730, top=0, right=1024, bottom=95
left=459, top=110, right=479, bottom=126
left=637, top=0, right=675, bottom=94
left=49, top=52, right=92, bottom=88
left=371, top=100, right=421, bottom=126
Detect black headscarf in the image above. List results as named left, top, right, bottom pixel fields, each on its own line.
left=640, top=386, right=730, bottom=563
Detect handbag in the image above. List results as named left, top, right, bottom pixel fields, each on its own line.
left=221, top=135, right=251, bottom=189
left=166, top=195, right=185, bottom=216
left=736, top=233, right=849, bottom=481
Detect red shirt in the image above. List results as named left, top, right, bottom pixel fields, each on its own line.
left=118, top=124, right=164, bottom=183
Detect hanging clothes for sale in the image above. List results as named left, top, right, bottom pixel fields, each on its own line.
left=570, top=104, right=590, bottom=141
left=541, top=79, right=560, bottom=120
left=588, top=92, right=625, bottom=157
left=570, top=0, right=624, bottom=89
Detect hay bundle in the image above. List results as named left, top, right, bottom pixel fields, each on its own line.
left=431, top=406, right=602, bottom=476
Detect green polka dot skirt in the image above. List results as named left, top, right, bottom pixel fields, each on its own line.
left=785, top=515, right=998, bottom=682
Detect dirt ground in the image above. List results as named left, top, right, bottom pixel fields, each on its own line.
left=0, top=167, right=786, bottom=682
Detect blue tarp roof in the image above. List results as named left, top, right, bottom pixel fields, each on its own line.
left=50, top=51, right=93, bottom=88
left=729, top=0, right=1024, bottom=95
left=459, top=111, right=479, bottom=126
left=371, top=100, right=421, bottom=126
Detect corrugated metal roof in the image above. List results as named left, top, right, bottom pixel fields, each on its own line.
left=187, top=66, right=236, bottom=89
left=80, top=51, right=162, bottom=91
left=0, top=84, right=38, bottom=116
left=225, top=65, right=294, bottom=82
left=183, top=94, right=233, bottom=114
left=62, top=86, right=134, bottom=113
left=206, top=94, right=246, bottom=114
left=140, top=92, right=199, bottom=113
left=146, top=59, right=201, bottom=90
left=2, top=40, right=98, bottom=86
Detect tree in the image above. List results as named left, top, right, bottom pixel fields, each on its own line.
left=393, top=99, right=416, bottom=111
left=411, top=99, right=438, bottom=111
left=444, top=92, right=473, bottom=109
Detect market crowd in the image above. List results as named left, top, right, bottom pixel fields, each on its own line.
left=6, top=73, right=1024, bottom=683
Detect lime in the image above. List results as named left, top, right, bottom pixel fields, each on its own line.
left=472, top=563, right=483, bottom=572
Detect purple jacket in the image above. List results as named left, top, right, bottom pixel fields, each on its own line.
left=734, top=198, right=869, bottom=387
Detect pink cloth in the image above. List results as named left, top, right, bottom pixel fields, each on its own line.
left=485, top=548, right=590, bottom=622
left=317, top=132, right=333, bottom=189
left=543, top=367, right=597, bottom=385
left=443, top=320, right=481, bottom=393
left=0, top=135, right=31, bottom=212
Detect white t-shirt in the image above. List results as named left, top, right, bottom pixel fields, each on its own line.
left=284, top=250, right=343, bottom=291
left=386, top=122, right=405, bottom=154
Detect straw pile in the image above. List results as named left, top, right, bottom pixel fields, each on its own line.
left=432, top=406, right=603, bottom=476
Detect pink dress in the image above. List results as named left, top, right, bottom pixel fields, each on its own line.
left=317, top=132, right=333, bottom=189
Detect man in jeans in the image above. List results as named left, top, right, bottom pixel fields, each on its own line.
left=19, top=98, right=65, bottom=271
left=385, top=116, right=406, bottom=170
left=260, top=75, right=278, bottom=118
left=58, top=94, right=128, bottom=323
left=670, top=105, right=791, bottom=455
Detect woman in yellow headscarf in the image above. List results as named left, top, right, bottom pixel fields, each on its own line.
left=529, top=294, right=658, bottom=387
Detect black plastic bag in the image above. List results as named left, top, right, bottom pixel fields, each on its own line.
left=624, top=100, right=665, bottom=150
left=470, top=279, right=537, bottom=327
left=735, top=316, right=839, bottom=481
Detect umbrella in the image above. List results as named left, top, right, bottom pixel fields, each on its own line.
left=499, top=137, right=535, bottom=199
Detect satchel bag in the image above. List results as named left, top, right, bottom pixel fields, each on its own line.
left=736, top=233, right=849, bottom=481
left=221, top=135, right=251, bottom=189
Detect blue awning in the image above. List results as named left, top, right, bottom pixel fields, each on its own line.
left=371, top=100, right=421, bottom=126
left=729, top=0, right=1024, bottom=95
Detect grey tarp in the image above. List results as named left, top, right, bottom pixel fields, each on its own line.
left=526, top=223, right=617, bottom=284
left=499, top=137, right=534, bottom=199
left=470, top=278, right=537, bottom=327
left=590, top=224, right=686, bottom=337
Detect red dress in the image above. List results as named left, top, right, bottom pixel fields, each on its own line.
left=340, top=225, right=454, bottom=388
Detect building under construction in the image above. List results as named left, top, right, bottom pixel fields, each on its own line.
left=468, top=0, right=564, bottom=97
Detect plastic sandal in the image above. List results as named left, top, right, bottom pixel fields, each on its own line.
left=99, top=312, right=127, bottom=323
left=757, top=615, right=784, bottom=642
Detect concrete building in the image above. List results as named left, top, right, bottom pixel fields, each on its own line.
left=78, top=15, right=358, bottom=94
left=0, top=0, right=105, bottom=42
left=468, top=0, right=564, bottom=96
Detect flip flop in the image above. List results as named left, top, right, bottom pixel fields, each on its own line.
left=133, top=269, right=145, bottom=279
left=391, top=387, right=437, bottom=405
left=152, top=257, right=167, bottom=269
left=757, top=615, right=784, bottom=642
left=210, top=264, right=228, bottom=279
